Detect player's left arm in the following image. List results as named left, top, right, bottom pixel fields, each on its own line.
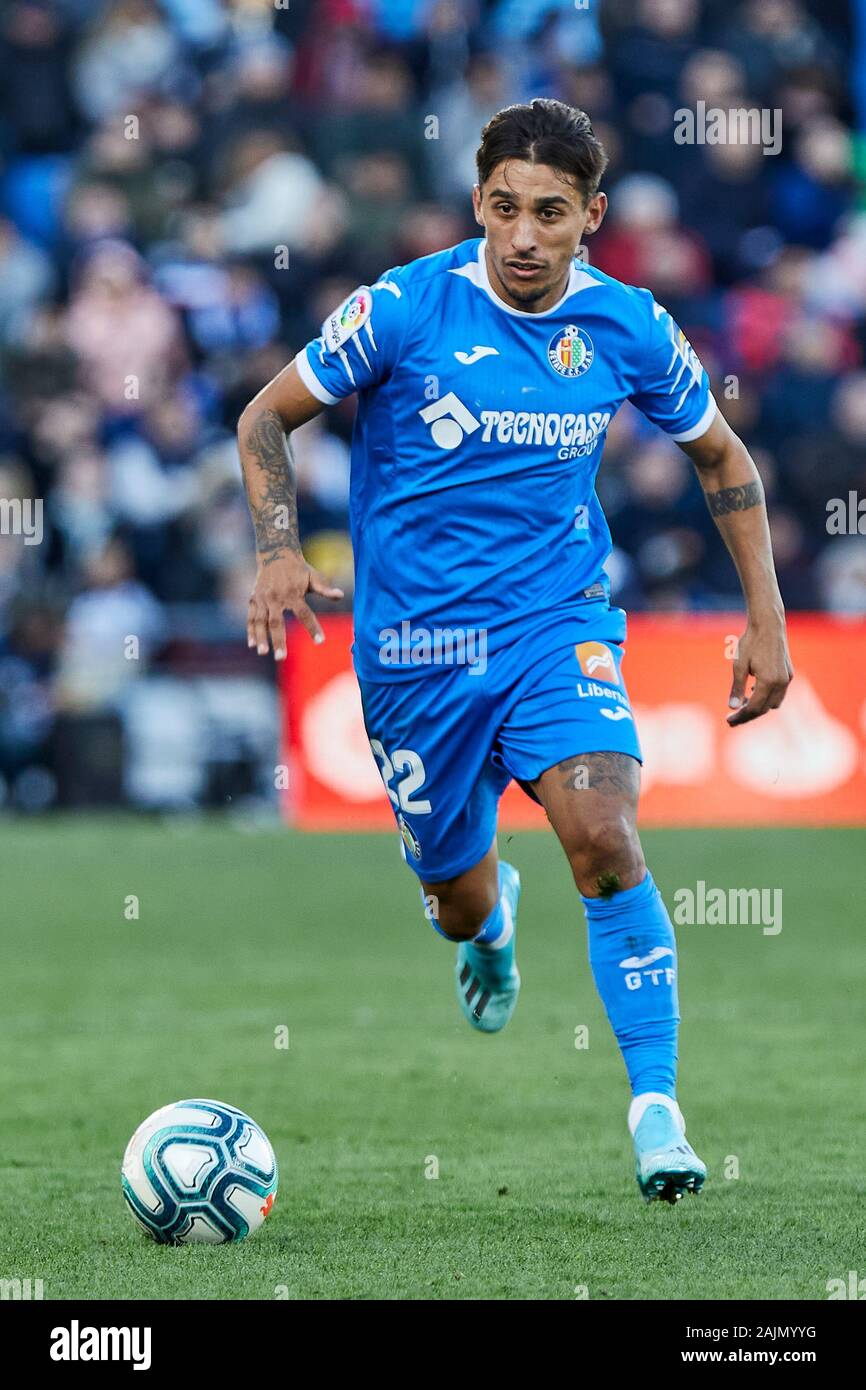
left=678, top=412, right=793, bottom=725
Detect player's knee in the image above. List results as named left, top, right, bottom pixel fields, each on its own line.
left=436, top=913, right=483, bottom=942
left=577, top=810, right=634, bottom=863
left=435, top=900, right=494, bottom=941
left=570, top=815, right=644, bottom=896
left=424, top=882, right=498, bottom=941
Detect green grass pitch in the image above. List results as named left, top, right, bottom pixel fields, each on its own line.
left=1, top=818, right=864, bottom=1300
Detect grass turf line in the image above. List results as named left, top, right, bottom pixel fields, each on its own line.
left=1, top=819, right=863, bottom=1300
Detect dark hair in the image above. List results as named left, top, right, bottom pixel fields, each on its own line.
left=476, top=99, right=608, bottom=203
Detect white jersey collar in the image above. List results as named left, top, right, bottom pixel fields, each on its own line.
left=449, top=239, right=598, bottom=318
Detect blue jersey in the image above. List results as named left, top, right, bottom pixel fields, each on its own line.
left=294, top=237, right=716, bottom=680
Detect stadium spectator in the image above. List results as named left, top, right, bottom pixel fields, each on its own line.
left=0, top=0, right=861, bottom=809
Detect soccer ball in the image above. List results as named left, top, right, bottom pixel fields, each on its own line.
left=121, top=1098, right=278, bottom=1245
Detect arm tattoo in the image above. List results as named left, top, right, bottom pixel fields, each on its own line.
left=242, top=408, right=301, bottom=560
left=705, top=481, right=763, bottom=517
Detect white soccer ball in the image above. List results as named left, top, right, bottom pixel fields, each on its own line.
left=121, top=1098, right=278, bottom=1245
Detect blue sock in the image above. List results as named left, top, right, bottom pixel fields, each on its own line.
left=581, top=871, right=679, bottom=1098
left=474, top=895, right=506, bottom=944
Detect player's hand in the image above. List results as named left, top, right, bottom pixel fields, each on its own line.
left=727, top=620, right=793, bottom=726
left=247, top=551, right=344, bottom=660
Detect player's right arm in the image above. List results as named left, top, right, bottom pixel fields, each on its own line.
left=238, top=362, right=344, bottom=659
left=238, top=278, right=407, bottom=658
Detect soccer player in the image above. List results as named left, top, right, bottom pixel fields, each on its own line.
left=238, top=101, right=792, bottom=1203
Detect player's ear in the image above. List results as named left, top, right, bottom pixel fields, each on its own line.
left=472, top=184, right=485, bottom=228
left=581, top=191, right=608, bottom=237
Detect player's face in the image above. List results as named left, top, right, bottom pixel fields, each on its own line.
left=473, top=160, right=607, bottom=312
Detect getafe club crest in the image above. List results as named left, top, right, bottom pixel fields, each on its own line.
left=398, top=813, right=422, bottom=861
left=547, top=324, right=594, bottom=378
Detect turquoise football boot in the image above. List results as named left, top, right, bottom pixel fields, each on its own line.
left=633, top=1103, right=707, bottom=1204
left=455, top=861, right=521, bottom=1034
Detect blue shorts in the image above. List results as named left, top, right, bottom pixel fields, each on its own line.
left=357, top=601, right=642, bottom=882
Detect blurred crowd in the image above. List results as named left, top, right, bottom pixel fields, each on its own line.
left=0, top=0, right=865, bottom=806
